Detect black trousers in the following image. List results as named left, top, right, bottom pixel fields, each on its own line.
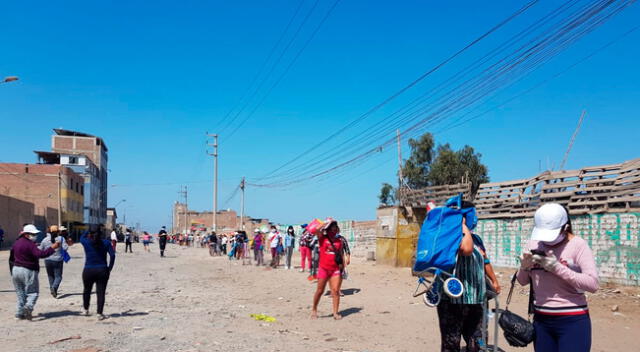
left=82, top=267, right=110, bottom=314
left=125, top=241, right=132, bottom=253
left=437, top=300, right=483, bottom=352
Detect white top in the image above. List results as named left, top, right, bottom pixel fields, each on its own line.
left=269, top=232, right=282, bottom=248
left=110, top=231, right=117, bottom=241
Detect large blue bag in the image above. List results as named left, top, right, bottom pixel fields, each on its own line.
left=413, top=194, right=477, bottom=273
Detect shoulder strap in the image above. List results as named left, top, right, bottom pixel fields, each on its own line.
left=505, top=272, right=518, bottom=310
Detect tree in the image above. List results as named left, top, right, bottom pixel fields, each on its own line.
left=378, top=183, right=396, bottom=206
left=400, top=132, right=489, bottom=194
left=401, top=133, right=435, bottom=188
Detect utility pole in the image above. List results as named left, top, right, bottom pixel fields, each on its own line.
left=206, top=133, right=218, bottom=232
left=240, top=177, right=246, bottom=231
left=178, top=186, right=188, bottom=233
left=396, top=129, right=403, bottom=190
left=57, top=170, right=62, bottom=226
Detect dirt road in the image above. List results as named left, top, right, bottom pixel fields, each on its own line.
left=1, top=243, right=638, bottom=352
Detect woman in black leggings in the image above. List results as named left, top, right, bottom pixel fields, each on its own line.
left=80, top=226, right=116, bottom=320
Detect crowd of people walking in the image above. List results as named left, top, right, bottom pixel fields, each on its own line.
left=4, top=202, right=600, bottom=352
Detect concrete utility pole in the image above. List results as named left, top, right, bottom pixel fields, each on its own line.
left=396, top=129, right=403, bottom=190
left=206, top=133, right=218, bottom=232
left=178, top=186, right=188, bottom=233
left=240, top=177, right=245, bottom=231
left=57, top=170, right=62, bottom=226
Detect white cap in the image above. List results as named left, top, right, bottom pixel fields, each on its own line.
left=531, top=203, right=568, bottom=242
left=21, top=224, right=41, bottom=235
left=254, top=228, right=260, bottom=232
left=59, top=225, right=67, bottom=231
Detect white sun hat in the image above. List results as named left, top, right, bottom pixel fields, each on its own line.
left=531, top=203, right=568, bottom=242
left=21, top=224, right=41, bottom=235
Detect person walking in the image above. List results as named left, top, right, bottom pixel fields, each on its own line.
left=311, top=219, right=348, bottom=320
left=158, top=226, right=168, bottom=257
left=436, top=209, right=501, bottom=352
left=110, top=229, right=118, bottom=252
left=253, top=229, right=265, bottom=266
left=299, top=225, right=312, bottom=273
left=221, top=234, right=228, bottom=255
left=39, top=225, right=71, bottom=298
left=10, top=224, right=60, bottom=320
left=142, top=231, right=151, bottom=252
left=284, top=226, right=296, bottom=270
left=308, top=234, right=320, bottom=281
left=124, top=229, right=133, bottom=253
left=517, top=203, right=599, bottom=352
left=80, top=226, right=116, bottom=320
left=268, top=225, right=283, bottom=268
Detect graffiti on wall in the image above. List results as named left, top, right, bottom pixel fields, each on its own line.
left=476, top=213, right=640, bottom=286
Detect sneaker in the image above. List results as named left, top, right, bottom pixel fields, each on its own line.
left=14, top=314, right=24, bottom=321
left=97, top=314, right=106, bottom=321
left=23, top=309, right=32, bottom=321
left=51, top=288, right=58, bottom=298
left=307, top=275, right=314, bottom=281
left=82, top=309, right=90, bottom=316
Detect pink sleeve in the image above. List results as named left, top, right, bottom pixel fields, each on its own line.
left=552, top=241, right=599, bottom=293
left=516, top=268, right=530, bottom=286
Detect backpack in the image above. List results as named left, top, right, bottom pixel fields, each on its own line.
left=413, top=194, right=477, bottom=273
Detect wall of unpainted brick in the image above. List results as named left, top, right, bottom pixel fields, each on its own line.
left=351, top=220, right=377, bottom=258
left=476, top=212, right=640, bottom=286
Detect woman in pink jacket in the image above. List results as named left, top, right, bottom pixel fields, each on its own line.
left=517, top=203, right=599, bottom=352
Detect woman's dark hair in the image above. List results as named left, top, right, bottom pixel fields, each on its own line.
left=89, top=226, right=105, bottom=251
left=287, top=225, right=294, bottom=234
left=461, top=201, right=475, bottom=209
left=561, top=204, right=573, bottom=234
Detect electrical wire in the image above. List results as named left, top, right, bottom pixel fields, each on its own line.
left=217, top=0, right=307, bottom=133
left=248, top=0, right=636, bottom=189
left=255, top=0, right=540, bottom=180
left=223, top=0, right=343, bottom=142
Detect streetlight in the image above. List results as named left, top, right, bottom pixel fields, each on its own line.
left=114, top=199, right=126, bottom=208
left=1, top=76, right=19, bottom=84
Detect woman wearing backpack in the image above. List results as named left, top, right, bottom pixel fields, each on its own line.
left=517, top=203, right=599, bottom=352
left=311, top=219, right=348, bottom=320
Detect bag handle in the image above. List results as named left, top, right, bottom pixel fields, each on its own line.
left=505, top=270, right=536, bottom=318
left=505, top=272, right=517, bottom=310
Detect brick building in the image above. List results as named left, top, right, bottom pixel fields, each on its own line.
left=51, top=129, right=108, bottom=225
left=172, top=202, right=270, bottom=234
left=0, top=163, right=84, bottom=244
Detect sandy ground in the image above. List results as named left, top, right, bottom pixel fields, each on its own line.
left=1, top=243, right=638, bottom=352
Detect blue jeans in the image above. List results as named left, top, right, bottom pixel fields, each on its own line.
left=11, top=266, right=40, bottom=317
left=534, top=314, right=591, bottom=352
left=45, top=260, right=64, bottom=292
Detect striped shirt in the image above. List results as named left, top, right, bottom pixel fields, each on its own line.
left=445, top=245, right=486, bottom=305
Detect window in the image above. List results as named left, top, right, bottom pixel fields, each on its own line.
left=69, top=156, right=78, bottom=164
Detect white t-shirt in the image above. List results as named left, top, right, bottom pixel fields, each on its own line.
left=110, top=231, right=117, bottom=241
left=269, top=232, right=282, bottom=248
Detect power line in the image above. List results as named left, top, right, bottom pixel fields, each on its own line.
left=220, top=0, right=323, bottom=136
left=249, top=0, right=636, bottom=189
left=217, top=0, right=307, bottom=132
left=255, top=0, right=540, bottom=180
left=223, top=0, right=343, bottom=142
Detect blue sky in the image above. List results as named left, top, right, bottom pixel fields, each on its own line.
left=1, top=1, right=639, bottom=231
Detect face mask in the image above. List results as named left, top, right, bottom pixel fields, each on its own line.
left=542, top=232, right=565, bottom=246
left=288, top=230, right=293, bottom=234
left=28, top=235, right=38, bottom=242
